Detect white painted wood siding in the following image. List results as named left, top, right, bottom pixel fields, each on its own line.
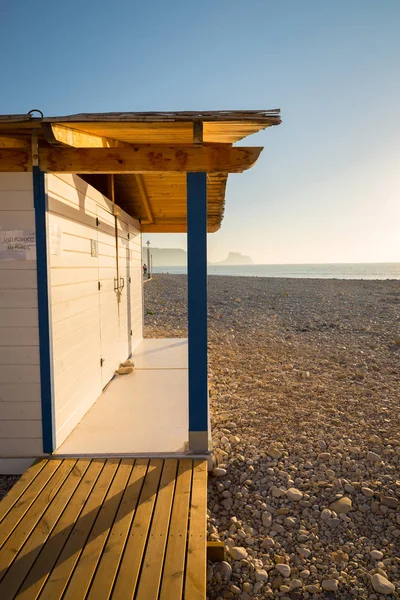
left=47, top=175, right=142, bottom=448
left=0, top=173, right=43, bottom=457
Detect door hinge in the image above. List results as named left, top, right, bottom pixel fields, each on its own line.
left=100, top=358, right=105, bottom=367
left=96, top=217, right=100, bottom=227
left=127, top=233, right=130, bottom=239
left=98, top=281, right=101, bottom=291
left=129, top=277, right=131, bottom=283
left=130, top=330, right=133, bottom=336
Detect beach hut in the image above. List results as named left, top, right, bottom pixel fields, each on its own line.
left=0, top=110, right=281, bottom=469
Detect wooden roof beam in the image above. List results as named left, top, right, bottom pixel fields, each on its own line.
left=0, top=136, right=30, bottom=149
left=0, top=146, right=262, bottom=173
left=43, top=123, right=131, bottom=148
left=193, top=121, right=203, bottom=146
left=135, top=174, right=154, bottom=224
left=51, top=145, right=261, bottom=173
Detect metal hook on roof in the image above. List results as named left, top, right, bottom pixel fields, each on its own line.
left=28, top=109, right=44, bottom=119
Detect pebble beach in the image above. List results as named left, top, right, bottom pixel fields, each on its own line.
left=144, top=274, right=400, bottom=600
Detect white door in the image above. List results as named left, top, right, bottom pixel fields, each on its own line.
left=97, top=204, right=120, bottom=388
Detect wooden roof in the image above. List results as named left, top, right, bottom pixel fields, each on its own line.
left=0, top=110, right=281, bottom=232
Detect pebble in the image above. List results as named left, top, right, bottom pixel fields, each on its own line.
left=371, top=573, right=395, bottom=595
left=230, top=547, right=248, bottom=560
left=290, top=579, right=302, bottom=590
left=322, top=579, right=339, bottom=591
left=380, top=495, right=398, bottom=508
left=220, top=561, right=233, bottom=579
left=367, top=451, right=381, bottom=463
left=262, top=511, right=272, bottom=527
left=255, top=569, right=268, bottom=581
left=212, top=467, right=227, bottom=477
left=330, top=496, right=352, bottom=514
left=267, top=445, right=283, bottom=459
left=275, top=564, right=291, bottom=577
left=370, top=550, right=384, bottom=560
left=361, top=486, right=375, bottom=497
left=286, top=487, right=303, bottom=501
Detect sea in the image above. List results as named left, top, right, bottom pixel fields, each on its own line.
left=151, top=263, right=400, bottom=280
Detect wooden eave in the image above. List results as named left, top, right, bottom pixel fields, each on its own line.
left=0, top=110, right=281, bottom=232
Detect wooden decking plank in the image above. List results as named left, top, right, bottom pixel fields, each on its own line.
left=38, top=458, right=120, bottom=600
left=0, top=459, right=91, bottom=600
left=159, top=459, right=193, bottom=600
left=0, top=460, right=62, bottom=548
left=0, top=459, right=76, bottom=579
left=62, top=459, right=134, bottom=600
left=135, top=459, right=178, bottom=599
left=184, top=459, right=207, bottom=600
left=110, top=458, right=163, bottom=599
left=0, top=460, right=48, bottom=523
left=87, top=459, right=149, bottom=600
left=15, top=459, right=105, bottom=600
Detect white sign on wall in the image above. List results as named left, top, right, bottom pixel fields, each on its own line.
left=0, top=230, right=36, bottom=261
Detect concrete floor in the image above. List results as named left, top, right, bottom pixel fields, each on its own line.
left=54, top=339, right=189, bottom=456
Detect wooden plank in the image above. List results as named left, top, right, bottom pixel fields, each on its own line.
left=0, top=460, right=61, bottom=542
left=0, top=459, right=47, bottom=523
left=0, top=459, right=90, bottom=600
left=0, top=146, right=263, bottom=173
left=87, top=459, right=148, bottom=600
left=111, top=458, right=163, bottom=599
left=0, top=460, right=77, bottom=579
left=38, top=458, right=119, bottom=600
left=184, top=459, right=207, bottom=600
left=62, top=459, right=133, bottom=599
left=136, top=459, right=178, bottom=599
left=159, top=459, right=193, bottom=600
left=15, top=459, right=104, bottom=600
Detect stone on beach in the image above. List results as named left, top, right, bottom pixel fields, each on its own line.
left=212, top=467, right=227, bottom=477
left=371, top=573, right=395, bottom=595
left=330, top=496, right=352, bottom=514
left=275, top=564, right=291, bottom=577
left=267, top=445, right=282, bottom=459
left=229, top=547, right=248, bottom=560
left=286, top=487, right=303, bottom=501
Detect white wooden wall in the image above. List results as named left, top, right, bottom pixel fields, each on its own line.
left=47, top=174, right=142, bottom=448
left=0, top=173, right=43, bottom=457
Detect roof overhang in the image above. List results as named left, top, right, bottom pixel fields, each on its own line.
left=0, top=110, right=281, bottom=232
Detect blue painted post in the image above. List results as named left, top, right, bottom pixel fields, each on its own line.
left=33, top=167, right=55, bottom=453
left=187, top=172, right=209, bottom=452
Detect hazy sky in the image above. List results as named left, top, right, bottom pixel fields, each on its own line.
left=1, top=0, right=399, bottom=264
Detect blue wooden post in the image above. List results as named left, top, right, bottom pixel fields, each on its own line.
left=33, top=167, right=55, bottom=453
left=187, top=172, right=209, bottom=452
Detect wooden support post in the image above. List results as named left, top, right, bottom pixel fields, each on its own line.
left=187, top=172, right=209, bottom=453
left=207, top=541, right=225, bottom=562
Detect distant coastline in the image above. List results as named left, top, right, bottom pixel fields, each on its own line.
left=151, top=262, right=400, bottom=280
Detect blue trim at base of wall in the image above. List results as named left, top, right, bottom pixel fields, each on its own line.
left=33, top=167, right=54, bottom=453
left=187, top=172, right=208, bottom=433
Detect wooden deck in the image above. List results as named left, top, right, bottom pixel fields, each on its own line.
left=0, top=458, right=207, bottom=599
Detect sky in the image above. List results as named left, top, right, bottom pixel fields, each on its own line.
left=1, top=0, right=399, bottom=264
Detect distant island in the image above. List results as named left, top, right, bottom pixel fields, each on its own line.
left=212, top=252, right=253, bottom=266
left=143, top=247, right=253, bottom=267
